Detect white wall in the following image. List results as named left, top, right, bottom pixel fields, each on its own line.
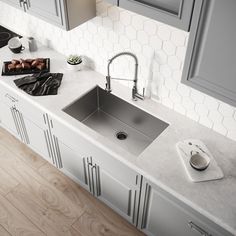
left=0, top=0, right=236, bottom=142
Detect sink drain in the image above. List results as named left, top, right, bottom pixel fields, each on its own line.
left=116, top=131, right=128, bottom=140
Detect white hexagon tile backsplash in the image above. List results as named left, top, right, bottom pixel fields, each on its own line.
left=0, top=0, right=236, bottom=141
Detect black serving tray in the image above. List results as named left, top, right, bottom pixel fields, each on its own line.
left=1, top=58, right=50, bottom=76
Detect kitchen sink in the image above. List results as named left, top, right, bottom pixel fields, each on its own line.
left=63, top=86, right=169, bottom=155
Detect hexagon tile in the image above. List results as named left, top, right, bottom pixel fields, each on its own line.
left=0, top=0, right=236, bottom=142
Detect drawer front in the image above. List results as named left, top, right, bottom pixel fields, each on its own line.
left=0, top=85, right=19, bottom=107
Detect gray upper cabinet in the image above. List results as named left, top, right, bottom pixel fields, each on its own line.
left=116, top=0, right=195, bottom=31
left=26, top=0, right=66, bottom=28
left=0, top=0, right=96, bottom=30
left=182, top=0, right=236, bottom=107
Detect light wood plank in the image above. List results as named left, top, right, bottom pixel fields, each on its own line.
left=38, top=163, right=144, bottom=236
left=0, top=167, right=19, bottom=196
left=68, top=227, right=83, bottom=236
left=0, top=145, right=84, bottom=236
left=0, top=127, right=46, bottom=170
left=0, top=194, right=44, bottom=236
left=0, top=225, right=11, bottom=236
left=7, top=185, right=81, bottom=236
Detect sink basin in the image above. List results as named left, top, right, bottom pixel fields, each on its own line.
left=63, top=86, right=169, bottom=155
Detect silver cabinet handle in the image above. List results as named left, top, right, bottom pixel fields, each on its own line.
left=54, top=136, right=63, bottom=169
left=14, top=108, right=24, bottom=142
left=127, top=189, right=132, bottom=216
left=5, top=93, right=18, bottom=103
left=133, top=175, right=143, bottom=227
left=43, top=114, right=47, bottom=125
left=10, top=107, right=20, bottom=136
left=141, top=183, right=151, bottom=229
left=19, top=0, right=23, bottom=7
left=18, top=111, right=30, bottom=144
left=83, top=158, right=88, bottom=185
left=44, top=130, right=51, bottom=159
left=87, top=157, right=93, bottom=193
left=132, top=189, right=137, bottom=224
left=45, top=129, right=55, bottom=165
left=23, top=0, right=29, bottom=10
left=94, top=164, right=101, bottom=197
left=50, top=119, right=54, bottom=129
left=188, top=221, right=211, bottom=236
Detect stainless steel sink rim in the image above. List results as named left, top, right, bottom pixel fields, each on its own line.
left=63, top=85, right=169, bottom=155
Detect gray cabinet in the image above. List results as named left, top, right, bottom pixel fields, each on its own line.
left=0, top=102, right=19, bottom=136
left=182, top=0, right=236, bottom=107
left=23, top=116, right=51, bottom=162
left=0, top=89, right=29, bottom=144
left=83, top=155, right=142, bottom=225
left=26, top=0, right=66, bottom=27
left=138, top=178, right=233, bottom=236
left=57, top=140, right=88, bottom=189
left=117, top=0, right=195, bottom=31
left=0, top=0, right=95, bottom=30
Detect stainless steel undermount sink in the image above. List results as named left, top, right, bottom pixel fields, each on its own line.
left=63, top=86, right=169, bottom=155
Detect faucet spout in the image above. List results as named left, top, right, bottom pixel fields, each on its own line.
left=105, top=52, right=144, bottom=100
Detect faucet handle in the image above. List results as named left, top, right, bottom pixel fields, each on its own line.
left=133, top=87, right=145, bottom=100
left=142, top=88, right=145, bottom=97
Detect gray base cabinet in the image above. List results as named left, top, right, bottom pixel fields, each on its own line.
left=106, top=0, right=195, bottom=31
left=57, top=139, right=88, bottom=189
left=23, top=116, right=51, bottom=162
left=0, top=0, right=95, bottom=30
left=138, top=178, right=233, bottom=236
left=83, top=155, right=142, bottom=225
left=0, top=102, right=18, bottom=136
left=182, top=0, right=236, bottom=107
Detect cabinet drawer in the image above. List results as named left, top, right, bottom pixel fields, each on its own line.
left=0, top=85, right=19, bottom=107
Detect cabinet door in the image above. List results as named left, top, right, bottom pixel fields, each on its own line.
left=26, top=0, right=65, bottom=28
left=119, top=0, right=194, bottom=31
left=84, top=156, right=142, bottom=225
left=57, top=139, right=88, bottom=189
left=98, top=168, right=141, bottom=225
left=23, top=116, right=51, bottom=162
left=182, top=0, right=236, bottom=107
left=138, top=179, right=232, bottom=236
left=0, top=102, right=18, bottom=136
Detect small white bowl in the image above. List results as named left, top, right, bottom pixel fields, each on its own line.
left=67, top=61, right=83, bottom=71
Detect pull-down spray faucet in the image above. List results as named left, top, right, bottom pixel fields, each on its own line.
left=105, top=52, right=145, bottom=101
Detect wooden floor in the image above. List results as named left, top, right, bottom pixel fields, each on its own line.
left=0, top=127, right=144, bottom=236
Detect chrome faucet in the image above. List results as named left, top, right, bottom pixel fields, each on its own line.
left=105, top=52, right=145, bottom=101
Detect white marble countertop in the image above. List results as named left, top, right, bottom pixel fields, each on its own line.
left=1, top=45, right=236, bottom=235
